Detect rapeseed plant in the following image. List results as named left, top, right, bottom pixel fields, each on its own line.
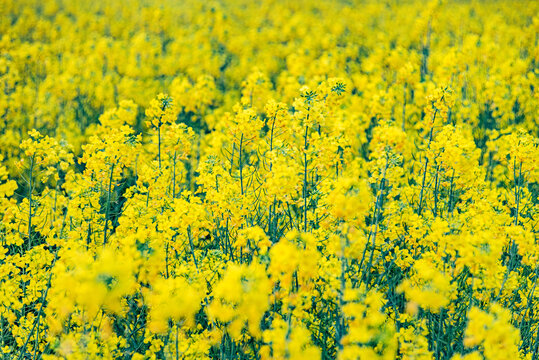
left=0, top=0, right=537, bottom=359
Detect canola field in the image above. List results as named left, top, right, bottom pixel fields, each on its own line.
left=0, top=0, right=538, bottom=359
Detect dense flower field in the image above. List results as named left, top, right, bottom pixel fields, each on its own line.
left=1, top=0, right=538, bottom=359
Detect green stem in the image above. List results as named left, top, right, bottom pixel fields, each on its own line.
left=18, top=252, right=58, bottom=360
left=418, top=112, right=436, bottom=216
left=103, top=162, right=115, bottom=246
left=27, top=154, right=35, bottom=250
left=172, top=151, right=177, bottom=198
left=158, top=122, right=162, bottom=171
left=239, top=134, right=244, bottom=195
left=303, top=122, right=309, bottom=232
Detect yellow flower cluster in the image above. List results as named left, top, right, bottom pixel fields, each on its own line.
left=0, top=0, right=538, bottom=359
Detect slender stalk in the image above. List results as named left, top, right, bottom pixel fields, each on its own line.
left=402, top=83, right=407, bottom=130
left=418, top=112, right=436, bottom=216
left=187, top=227, right=198, bottom=269
left=158, top=122, right=162, bottom=171
left=519, top=267, right=539, bottom=333
left=175, top=323, right=179, bottom=360
left=420, top=20, right=431, bottom=82
left=336, top=235, right=347, bottom=349
left=172, top=151, right=177, bottom=199
left=447, top=169, right=455, bottom=216
left=156, top=101, right=167, bottom=172
left=364, top=155, right=389, bottom=287
left=239, top=134, right=244, bottom=195
left=27, top=154, right=35, bottom=250
left=303, top=122, right=309, bottom=232
left=513, top=160, right=522, bottom=226
left=435, top=309, right=445, bottom=360
left=533, top=320, right=539, bottom=359
left=165, top=241, right=170, bottom=279
left=18, top=252, right=58, bottom=360
left=433, top=164, right=439, bottom=217
left=498, top=161, right=524, bottom=302
left=229, top=143, right=235, bottom=175
left=103, top=162, right=115, bottom=246
left=270, top=115, right=276, bottom=153
left=417, top=156, right=429, bottom=216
